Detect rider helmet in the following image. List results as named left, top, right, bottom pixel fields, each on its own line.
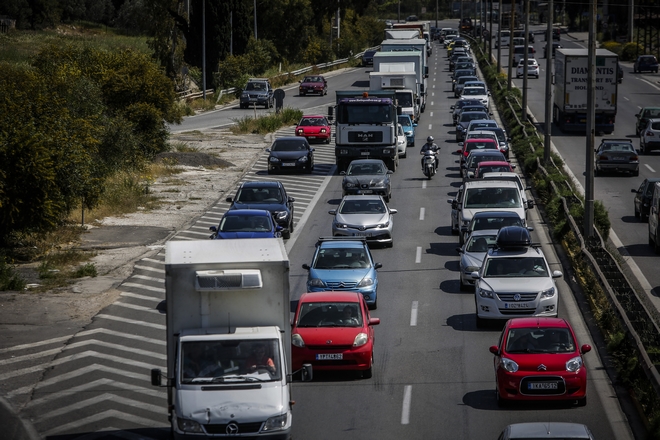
left=427, top=136, right=434, bottom=143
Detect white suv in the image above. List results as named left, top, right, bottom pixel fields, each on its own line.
left=640, top=118, right=660, bottom=155
left=471, top=226, right=562, bottom=327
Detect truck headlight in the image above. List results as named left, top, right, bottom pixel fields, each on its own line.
left=566, top=356, right=583, bottom=372
left=262, top=413, right=288, bottom=432
left=292, top=333, right=305, bottom=347
left=177, top=417, right=204, bottom=433
left=353, top=333, right=368, bottom=347
left=357, top=277, right=374, bottom=287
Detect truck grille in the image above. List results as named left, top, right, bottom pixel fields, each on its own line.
left=348, top=132, right=383, bottom=142
left=205, top=421, right=264, bottom=434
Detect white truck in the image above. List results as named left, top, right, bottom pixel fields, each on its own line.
left=384, top=29, right=421, bottom=40
left=151, top=238, right=310, bottom=439
left=369, top=63, right=419, bottom=123
left=553, top=48, right=618, bottom=134
left=372, top=50, right=427, bottom=114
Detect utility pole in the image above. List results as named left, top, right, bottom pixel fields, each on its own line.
left=497, top=0, right=502, bottom=72
left=489, top=0, right=493, bottom=60
left=544, top=0, right=553, bottom=163
left=628, top=0, right=634, bottom=43
left=230, top=11, right=233, bottom=56
left=584, top=0, right=596, bottom=238
left=202, top=0, right=206, bottom=100
left=254, top=0, right=257, bottom=40
left=436, top=0, right=439, bottom=29
left=507, top=1, right=515, bottom=90
left=522, top=0, right=529, bottom=119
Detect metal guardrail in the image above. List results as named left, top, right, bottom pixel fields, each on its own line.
left=178, top=47, right=378, bottom=102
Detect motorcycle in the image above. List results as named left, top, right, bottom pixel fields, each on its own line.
left=422, top=150, right=437, bottom=179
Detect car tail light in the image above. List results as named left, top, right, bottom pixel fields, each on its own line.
left=600, top=155, right=609, bottom=160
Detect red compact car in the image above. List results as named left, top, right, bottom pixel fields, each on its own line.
left=295, top=115, right=332, bottom=144
left=458, top=138, right=499, bottom=165
left=474, top=161, right=515, bottom=178
left=490, top=317, right=591, bottom=407
left=291, top=291, right=380, bottom=378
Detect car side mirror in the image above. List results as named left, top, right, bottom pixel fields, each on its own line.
left=488, top=346, right=499, bottom=355
left=340, top=171, right=346, bottom=175
left=456, top=247, right=463, bottom=253
left=452, top=201, right=459, bottom=210
left=552, top=270, right=563, bottom=278
left=631, top=189, right=640, bottom=193
left=302, top=263, right=310, bottom=270
left=266, top=149, right=271, bottom=152
left=151, top=368, right=162, bottom=386
left=328, top=210, right=337, bottom=215
left=209, top=226, right=218, bottom=232
left=374, top=262, right=383, bottom=270
left=369, top=318, right=381, bottom=326
left=581, top=344, right=592, bottom=354
left=310, top=148, right=315, bottom=152
left=527, top=200, right=535, bottom=209
left=226, top=197, right=233, bottom=202
left=288, top=197, right=295, bottom=202
left=389, top=209, right=398, bottom=214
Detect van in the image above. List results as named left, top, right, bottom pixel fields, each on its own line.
left=649, top=182, right=660, bottom=253
left=495, top=30, right=510, bottom=48
left=512, top=45, right=536, bottom=64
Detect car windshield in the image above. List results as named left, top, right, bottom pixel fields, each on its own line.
left=219, top=215, right=272, bottom=232
left=236, top=188, right=283, bottom=204
left=398, top=116, right=412, bottom=128
left=505, top=328, right=575, bottom=354
left=339, top=199, right=387, bottom=214
left=464, top=187, right=522, bottom=208
left=272, top=140, right=308, bottom=152
left=478, top=165, right=511, bottom=175
left=484, top=257, right=549, bottom=277
left=245, top=82, right=266, bottom=91
left=303, top=76, right=321, bottom=82
left=313, top=247, right=371, bottom=269
left=347, top=162, right=386, bottom=175
left=466, top=141, right=497, bottom=152
left=180, top=339, right=281, bottom=383
left=299, top=118, right=326, bottom=126
left=461, top=112, right=488, bottom=123
left=296, top=302, right=364, bottom=328
left=466, top=234, right=497, bottom=252
left=599, top=143, right=633, bottom=153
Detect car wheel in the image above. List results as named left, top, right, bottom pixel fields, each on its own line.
left=282, top=229, right=291, bottom=239
left=496, top=389, right=508, bottom=407
left=325, top=138, right=330, bottom=144
left=306, top=164, right=313, bottom=174
left=363, top=356, right=373, bottom=379
left=633, top=169, right=639, bottom=177
left=576, top=396, right=587, bottom=407
left=475, top=314, right=486, bottom=328
left=402, top=150, right=407, bottom=158
left=459, top=278, right=471, bottom=292
left=267, top=169, right=272, bottom=175
left=370, top=298, right=377, bottom=310
left=386, top=239, right=393, bottom=248
left=635, top=205, right=640, bottom=219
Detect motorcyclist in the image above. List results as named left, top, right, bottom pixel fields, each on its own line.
left=420, top=136, right=440, bottom=171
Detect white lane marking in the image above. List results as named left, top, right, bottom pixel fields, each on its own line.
left=401, top=385, right=412, bottom=424
left=645, top=164, right=656, bottom=173
left=410, top=301, right=419, bottom=326
left=422, top=180, right=427, bottom=189
left=428, top=124, right=432, bottom=130
left=415, top=246, right=422, bottom=263
left=431, top=101, right=434, bottom=106
left=432, top=92, right=435, bottom=97
left=639, top=78, right=660, bottom=92
left=419, top=207, right=425, bottom=220
left=623, top=96, right=629, bottom=101
left=430, top=111, right=434, bottom=117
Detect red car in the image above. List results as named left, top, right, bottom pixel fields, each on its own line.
left=489, top=317, right=591, bottom=407
left=291, top=291, right=380, bottom=378
left=458, top=138, right=499, bottom=165
left=295, top=115, right=332, bottom=144
left=298, top=75, right=328, bottom=96
left=474, top=161, right=515, bottom=178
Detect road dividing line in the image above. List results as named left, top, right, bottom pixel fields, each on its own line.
left=430, top=112, right=434, bottom=117
left=431, top=101, right=434, bottom=106
left=410, top=301, right=419, bottom=326
left=428, top=124, right=432, bottom=130
left=419, top=207, right=425, bottom=220
left=415, top=246, right=422, bottom=263
left=422, top=180, right=427, bottom=189
left=401, top=385, right=412, bottom=424
left=645, top=164, right=656, bottom=173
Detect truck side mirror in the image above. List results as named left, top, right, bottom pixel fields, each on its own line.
left=328, top=106, right=334, bottom=121
left=301, top=364, right=313, bottom=381
left=151, top=368, right=162, bottom=386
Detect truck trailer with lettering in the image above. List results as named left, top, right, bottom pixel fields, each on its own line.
left=553, top=48, right=618, bottom=134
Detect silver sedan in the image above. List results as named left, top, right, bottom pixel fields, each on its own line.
left=329, top=195, right=397, bottom=247
left=457, top=229, right=498, bottom=291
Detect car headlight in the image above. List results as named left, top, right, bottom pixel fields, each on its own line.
left=372, top=180, right=386, bottom=188
left=242, top=92, right=248, bottom=97
left=292, top=333, right=305, bottom=348
left=296, top=128, right=304, bottom=135
left=299, top=156, right=308, bottom=163
left=383, top=149, right=392, bottom=154
left=377, top=221, right=390, bottom=228
left=269, top=156, right=280, bottom=163
left=274, top=211, right=289, bottom=221
left=566, top=356, right=584, bottom=372
left=461, top=219, right=470, bottom=227
left=344, top=182, right=356, bottom=188
left=262, top=413, right=288, bottom=432
left=334, top=222, right=348, bottom=229
left=478, top=286, right=494, bottom=298
left=465, top=265, right=480, bottom=273
left=177, top=417, right=204, bottom=433
left=540, top=286, right=556, bottom=298
left=500, top=357, right=519, bottom=373
left=457, top=125, right=465, bottom=132
left=320, top=128, right=327, bottom=134
left=308, top=278, right=326, bottom=288
left=405, top=131, right=413, bottom=136
left=353, top=333, right=368, bottom=347
left=357, top=277, right=374, bottom=287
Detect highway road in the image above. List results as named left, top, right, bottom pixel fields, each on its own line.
left=0, top=20, right=647, bottom=439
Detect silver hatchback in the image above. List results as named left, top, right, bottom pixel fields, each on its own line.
left=330, top=195, right=397, bottom=247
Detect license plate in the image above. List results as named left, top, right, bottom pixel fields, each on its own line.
left=504, top=303, right=530, bottom=309
left=579, top=119, right=586, bottom=123
left=282, top=163, right=296, bottom=167
left=361, top=152, right=370, bottom=156
left=353, top=232, right=371, bottom=237
left=358, top=190, right=373, bottom=194
left=528, top=382, right=558, bottom=390
left=316, top=353, right=342, bottom=360
left=613, top=156, right=627, bottom=161
left=308, top=136, right=316, bottom=139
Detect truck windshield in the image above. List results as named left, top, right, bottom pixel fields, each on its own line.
left=180, top=339, right=281, bottom=383
left=337, top=103, right=393, bottom=124
left=395, top=92, right=413, bottom=107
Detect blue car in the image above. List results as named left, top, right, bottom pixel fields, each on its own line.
left=209, top=209, right=282, bottom=239
left=398, top=114, right=417, bottom=147
left=302, top=238, right=382, bottom=310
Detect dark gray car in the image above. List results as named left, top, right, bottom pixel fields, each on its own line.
left=341, top=159, right=393, bottom=202
left=240, top=78, right=274, bottom=109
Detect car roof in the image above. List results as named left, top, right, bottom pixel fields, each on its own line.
left=477, top=161, right=511, bottom=167
left=300, top=115, right=326, bottom=119
left=223, top=209, right=272, bottom=217
left=506, top=317, right=570, bottom=329
left=472, top=210, right=521, bottom=219
left=464, top=179, right=518, bottom=189
left=299, top=290, right=362, bottom=303
left=241, top=181, right=282, bottom=188
left=348, top=159, right=387, bottom=166
left=275, top=136, right=310, bottom=142
left=504, top=422, right=590, bottom=439
left=318, top=239, right=366, bottom=250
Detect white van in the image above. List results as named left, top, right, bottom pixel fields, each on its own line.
left=495, top=30, right=510, bottom=48
left=649, top=182, right=660, bottom=253
left=512, top=45, right=536, bottom=64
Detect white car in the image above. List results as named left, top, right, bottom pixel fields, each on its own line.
left=640, top=118, right=660, bottom=155
left=472, top=226, right=562, bottom=327
left=457, top=229, right=499, bottom=291
left=396, top=123, right=407, bottom=158
left=516, top=58, right=540, bottom=78
left=460, top=86, right=491, bottom=110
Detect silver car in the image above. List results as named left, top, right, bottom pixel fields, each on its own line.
left=341, top=159, right=393, bottom=202
left=330, top=195, right=397, bottom=247
left=457, top=230, right=498, bottom=291
left=498, top=422, right=594, bottom=439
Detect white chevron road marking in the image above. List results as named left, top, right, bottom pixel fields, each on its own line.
left=95, top=314, right=165, bottom=330
left=43, top=409, right=165, bottom=437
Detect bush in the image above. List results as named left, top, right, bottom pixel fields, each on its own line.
left=601, top=41, right=622, bottom=56
left=0, top=256, right=26, bottom=291
left=621, top=42, right=643, bottom=61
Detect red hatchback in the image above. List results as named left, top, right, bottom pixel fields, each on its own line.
left=292, top=291, right=380, bottom=378
left=489, top=317, right=591, bottom=407
left=295, top=115, right=332, bottom=144
left=458, top=138, right=499, bottom=166
left=474, top=161, right=515, bottom=178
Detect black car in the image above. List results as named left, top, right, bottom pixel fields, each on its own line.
left=266, top=136, right=315, bottom=174
left=341, top=159, right=393, bottom=202
left=594, top=139, right=639, bottom=177
left=362, top=49, right=377, bottom=67
left=633, top=55, right=659, bottom=74
left=226, top=181, right=295, bottom=239
left=632, top=178, right=660, bottom=221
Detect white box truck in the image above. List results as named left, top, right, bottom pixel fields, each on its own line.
left=553, top=48, right=618, bottom=134
left=372, top=50, right=427, bottom=113
left=151, top=238, right=310, bottom=439
left=384, top=29, right=421, bottom=40
left=370, top=63, right=419, bottom=122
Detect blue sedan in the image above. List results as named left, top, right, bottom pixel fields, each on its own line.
left=209, top=209, right=281, bottom=239
left=398, top=114, right=416, bottom=146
